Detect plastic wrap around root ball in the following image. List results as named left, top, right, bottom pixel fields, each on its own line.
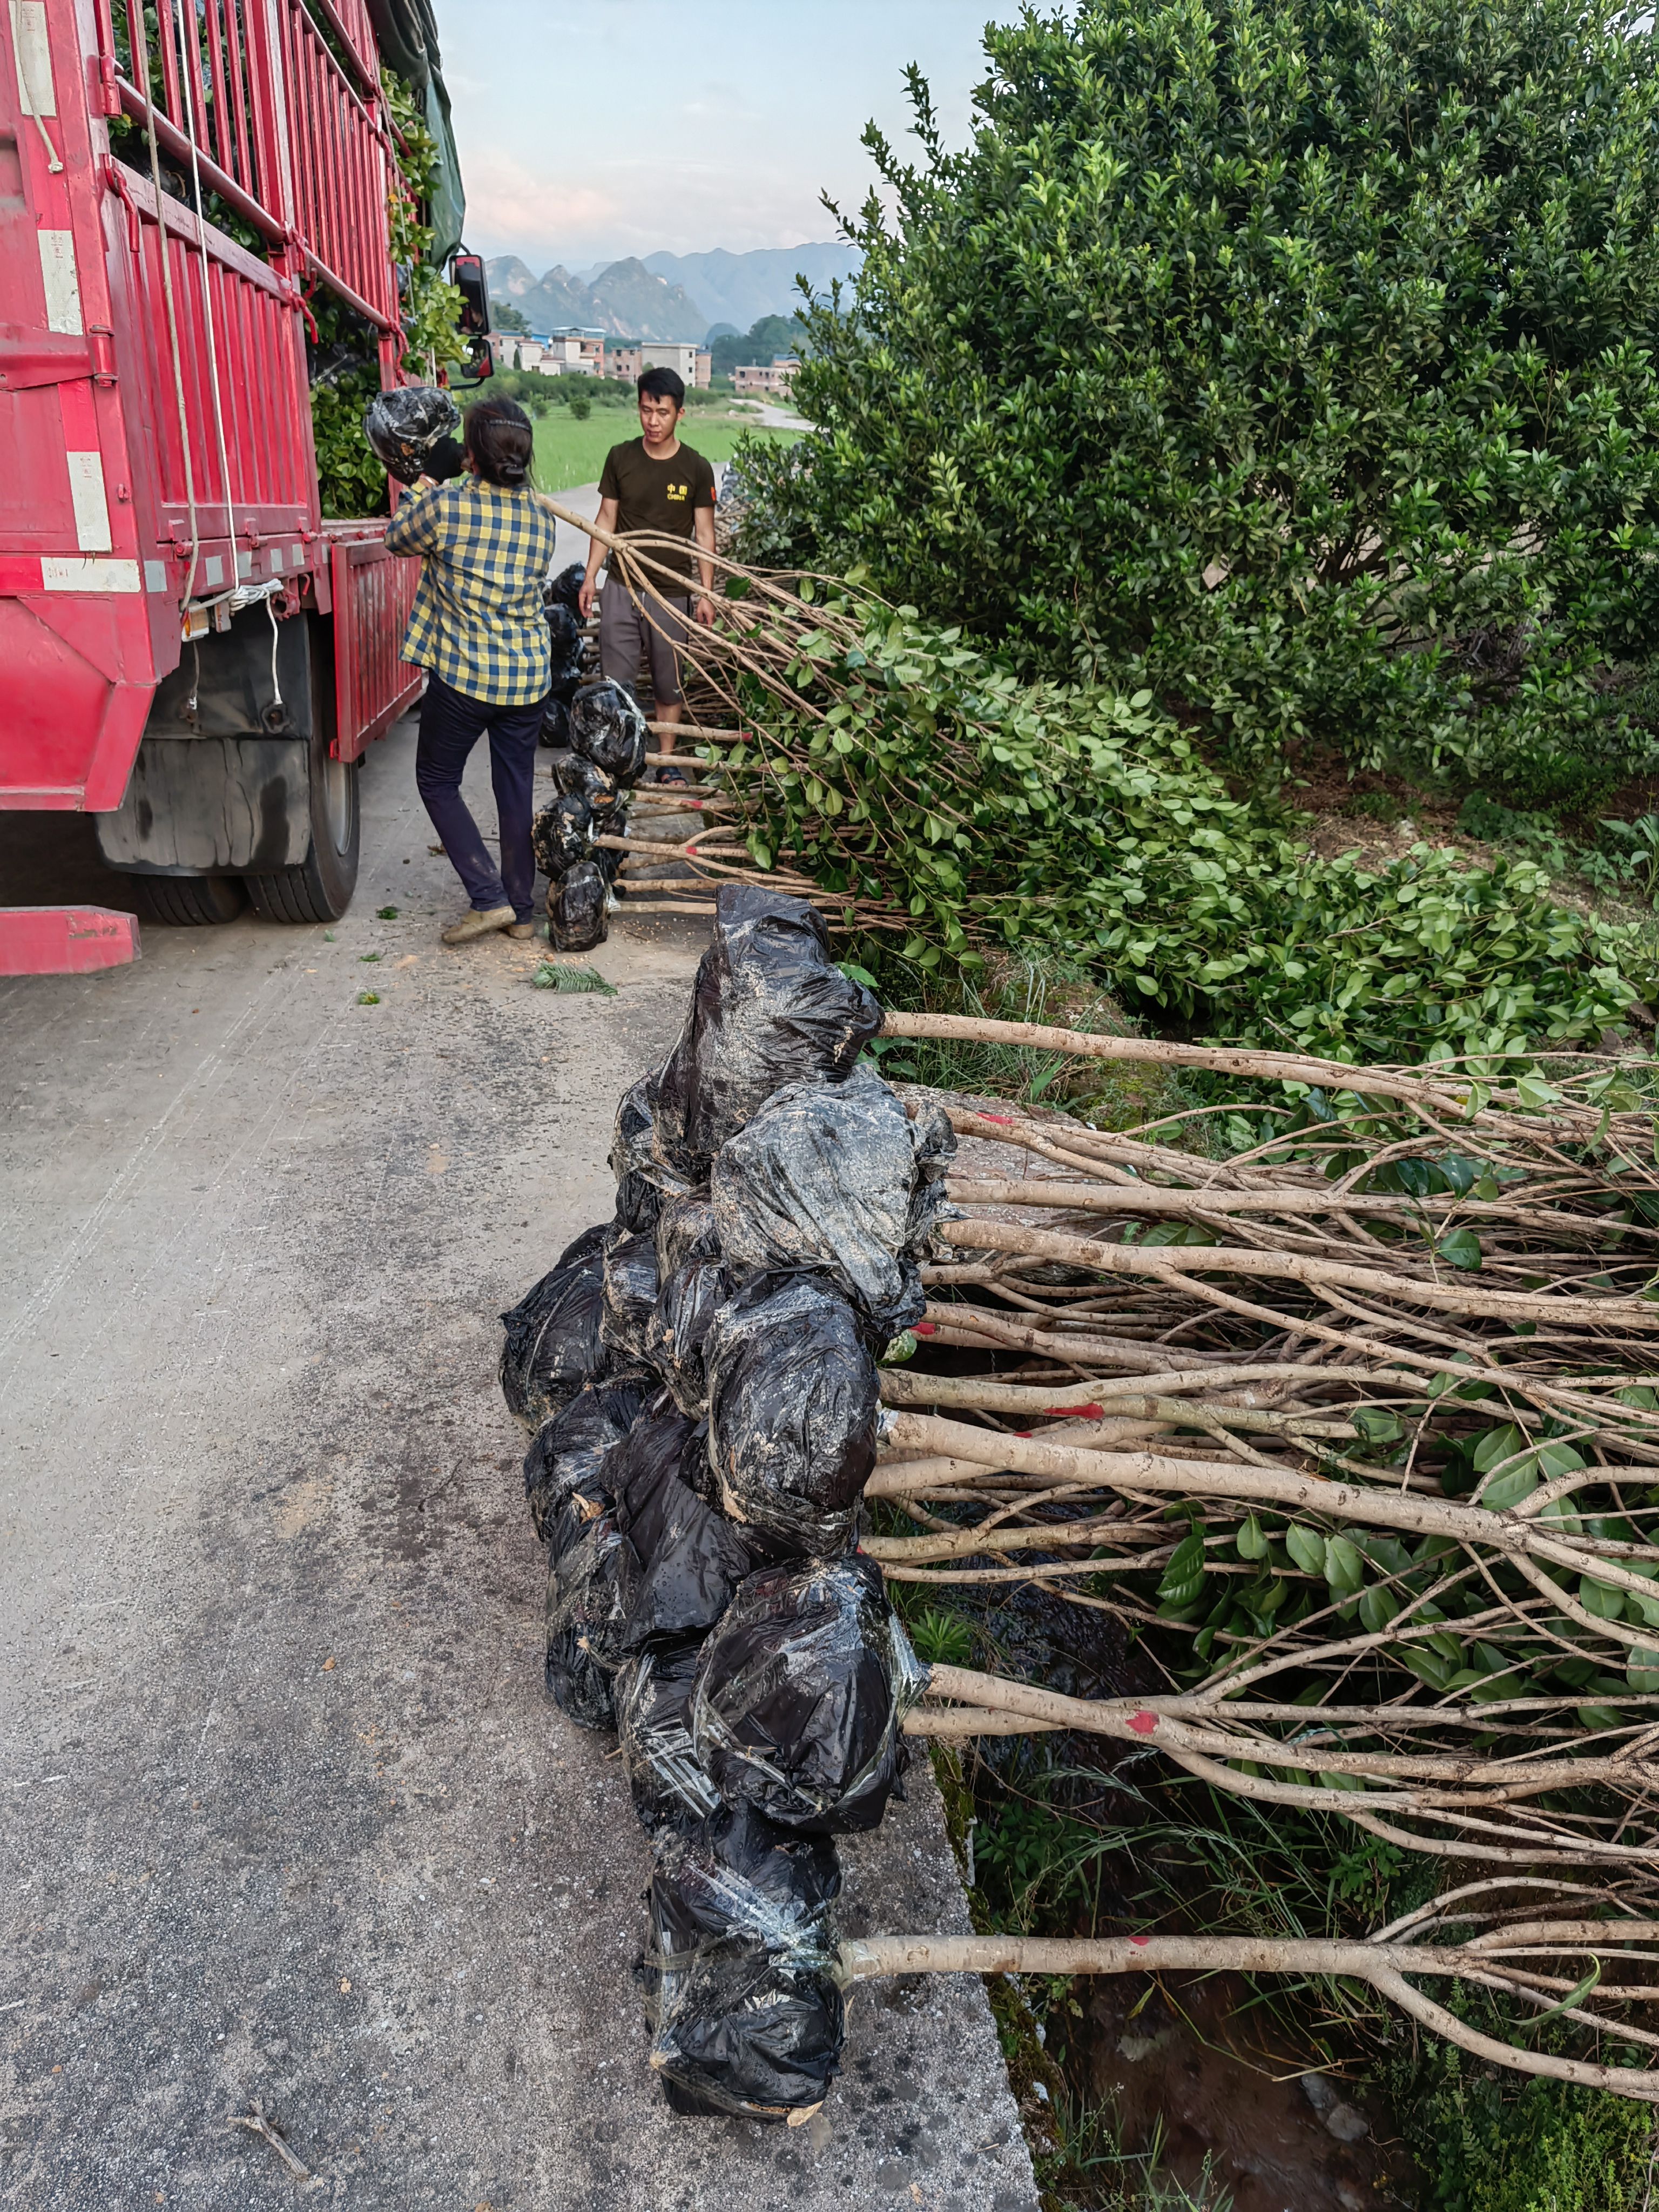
left=616, top=1644, right=722, bottom=1832
left=611, top=1074, right=700, bottom=1232
left=611, top=1400, right=765, bottom=1653
left=549, top=860, right=608, bottom=953
left=655, top=1192, right=720, bottom=1279
left=544, top=562, right=587, bottom=615
left=545, top=601, right=582, bottom=665
left=643, top=1805, right=844, bottom=2119
left=539, top=695, right=572, bottom=750
left=499, top=1223, right=610, bottom=1429
left=704, top=1272, right=879, bottom=1554
left=610, top=1078, right=670, bottom=1236
left=691, top=1555, right=925, bottom=1833
left=600, top=1229, right=660, bottom=1367
left=651, top=888, right=882, bottom=1184
left=570, top=679, right=648, bottom=784
left=649, top=1195, right=725, bottom=1417
left=544, top=1496, right=630, bottom=1729
left=713, top=1063, right=955, bottom=1338
left=523, top=1373, right=652, bottom=1543
left=532, top=792, right=594, bottom=879
left=645, top=1256, right=729, bottom=1418
left=363, top=385, right=460, bottom=485
left=556, top=751, right=624, bottom=821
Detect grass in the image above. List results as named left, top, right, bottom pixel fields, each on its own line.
left=849, top=943, right=1196, bottom=1135
left=529, top=404, right=800, bottom=494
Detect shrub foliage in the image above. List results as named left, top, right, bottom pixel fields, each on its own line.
left=741, top=0, right=1659, bottom=794
left=724, top=604, right=1654, bottom=1060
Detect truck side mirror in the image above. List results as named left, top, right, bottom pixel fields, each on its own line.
left=451, top=251, right=491, bottom=336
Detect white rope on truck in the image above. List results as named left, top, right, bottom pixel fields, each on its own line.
left=132, top=0, right=202, bottom=606
left=166, top=0, right=237, bottom=621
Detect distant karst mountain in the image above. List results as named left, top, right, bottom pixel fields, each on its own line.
left=642, top=245, right=860, bottom=336
left=486, top=243, right=861, bottom=345
left=484, top=254, right=706, bottom=342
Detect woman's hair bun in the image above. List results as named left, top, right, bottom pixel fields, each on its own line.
left=463, top=397, right=534, bottom=489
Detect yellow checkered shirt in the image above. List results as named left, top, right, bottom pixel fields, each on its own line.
left=386, top=476, right=559, bottom=706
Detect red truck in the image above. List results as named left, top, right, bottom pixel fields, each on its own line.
left=0, top=0, right=485, bottom=973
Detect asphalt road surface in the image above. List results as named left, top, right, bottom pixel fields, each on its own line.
left=0, top=717, right=1036, bottom=2211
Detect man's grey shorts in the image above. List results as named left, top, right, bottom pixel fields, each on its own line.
left=598, top=582, right=692, bottom=705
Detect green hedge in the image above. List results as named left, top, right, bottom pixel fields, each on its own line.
left=736, top=0, right=1659, bottom=798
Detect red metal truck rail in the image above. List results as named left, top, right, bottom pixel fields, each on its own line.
left=1, top=0, right=417, bottom=820
left=104, top=0, right=401, bottom=334
left=325, top=522, right=424, bottom=763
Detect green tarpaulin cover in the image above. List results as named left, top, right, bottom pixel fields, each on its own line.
left=366, top=0, right=465, bottom=264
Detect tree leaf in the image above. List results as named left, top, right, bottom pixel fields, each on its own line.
left=1285, top=1525, right=1327, bottom=1576
left=1157, top=1530, right=1207, bottom=1609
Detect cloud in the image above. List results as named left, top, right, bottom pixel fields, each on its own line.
left=463, top=144, right=842, bottom=266
left=462, top=150, right=626, bottom=260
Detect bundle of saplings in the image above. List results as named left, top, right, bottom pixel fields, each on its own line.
left=498, top=886, right=934, bottom=2118
left=532, top=679, right=651, bottom=952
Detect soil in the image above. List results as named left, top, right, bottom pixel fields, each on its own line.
left=1078, top=1974, right=1417, bottom=2212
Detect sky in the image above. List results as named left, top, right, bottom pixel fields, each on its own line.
left=431, top=1, right=1005, bottom=272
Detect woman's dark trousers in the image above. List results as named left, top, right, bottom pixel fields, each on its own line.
left=414, top=672, right=544, bottom=922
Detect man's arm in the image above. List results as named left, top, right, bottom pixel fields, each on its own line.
left=578, top=496, right=620, bottom=619
left=692, top=507, right=716, bottom=627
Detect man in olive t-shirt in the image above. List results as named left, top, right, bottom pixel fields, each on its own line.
left=578, top=366, right=717, bottom=775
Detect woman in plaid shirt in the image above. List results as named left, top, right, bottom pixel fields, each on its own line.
left=386, top=397, right=558, bottom=944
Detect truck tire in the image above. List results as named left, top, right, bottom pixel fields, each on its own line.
left=131, top=873, right=248, bottom=927
left=245, top=689, right=361, bottom=926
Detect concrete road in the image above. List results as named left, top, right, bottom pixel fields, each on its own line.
left=542, top=480, right=602, bottom=575
left=0, top=719, right=1036, bottom=2211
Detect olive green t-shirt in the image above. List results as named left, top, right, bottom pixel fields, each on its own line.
left=598, top=436, right=717, bottom=587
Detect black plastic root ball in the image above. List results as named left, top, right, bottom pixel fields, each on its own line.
left=545, top=561, right=586, bottom=613
left=523, top=1372, right=652, bottom=1545
left=691, top=1556, right=925, bottom=1833
left=498, top=1223, right=610, bottom=1428
left=570, top=679, right=648, bottom=783
left=549, top=860, right=608, bottom=952
left=610, top=1402, right=761, bottom=1655
left=645, top=1256, right=729, bottom=1419
left=544, top=1495, right=629, bottom=1729
left=712, top=1063, right=954, bottom=1339
left=599, top=1229, right=661, bottom=1366
left=610, top=1076, right=669, bottom=1233
left=704, top=1271, right=879, bottom=1554
left=363, top=386, right=461, bottom=485
left=652, top=887, right=882, bottom=1182
left=555, top=751, right=623, bottom=819
left=546, top=601, right=582, bottom=663
left=643, top=1805, right=844, bottom=2119
left=616, top=1644, right=722, bottom=1832
left=540, top=695, right=572, bottom=749
left=532, top=792, right=594, bottom=878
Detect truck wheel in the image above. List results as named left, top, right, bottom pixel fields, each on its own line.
left=131, top=874, right=248, bottom=927
left=246, top=721, right=360, bottom=925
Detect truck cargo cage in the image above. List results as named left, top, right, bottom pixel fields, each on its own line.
left=1, top=0, right=454, bottom=967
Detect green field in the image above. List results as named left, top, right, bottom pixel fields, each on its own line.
left=530, top=406, right=799, bottom=493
